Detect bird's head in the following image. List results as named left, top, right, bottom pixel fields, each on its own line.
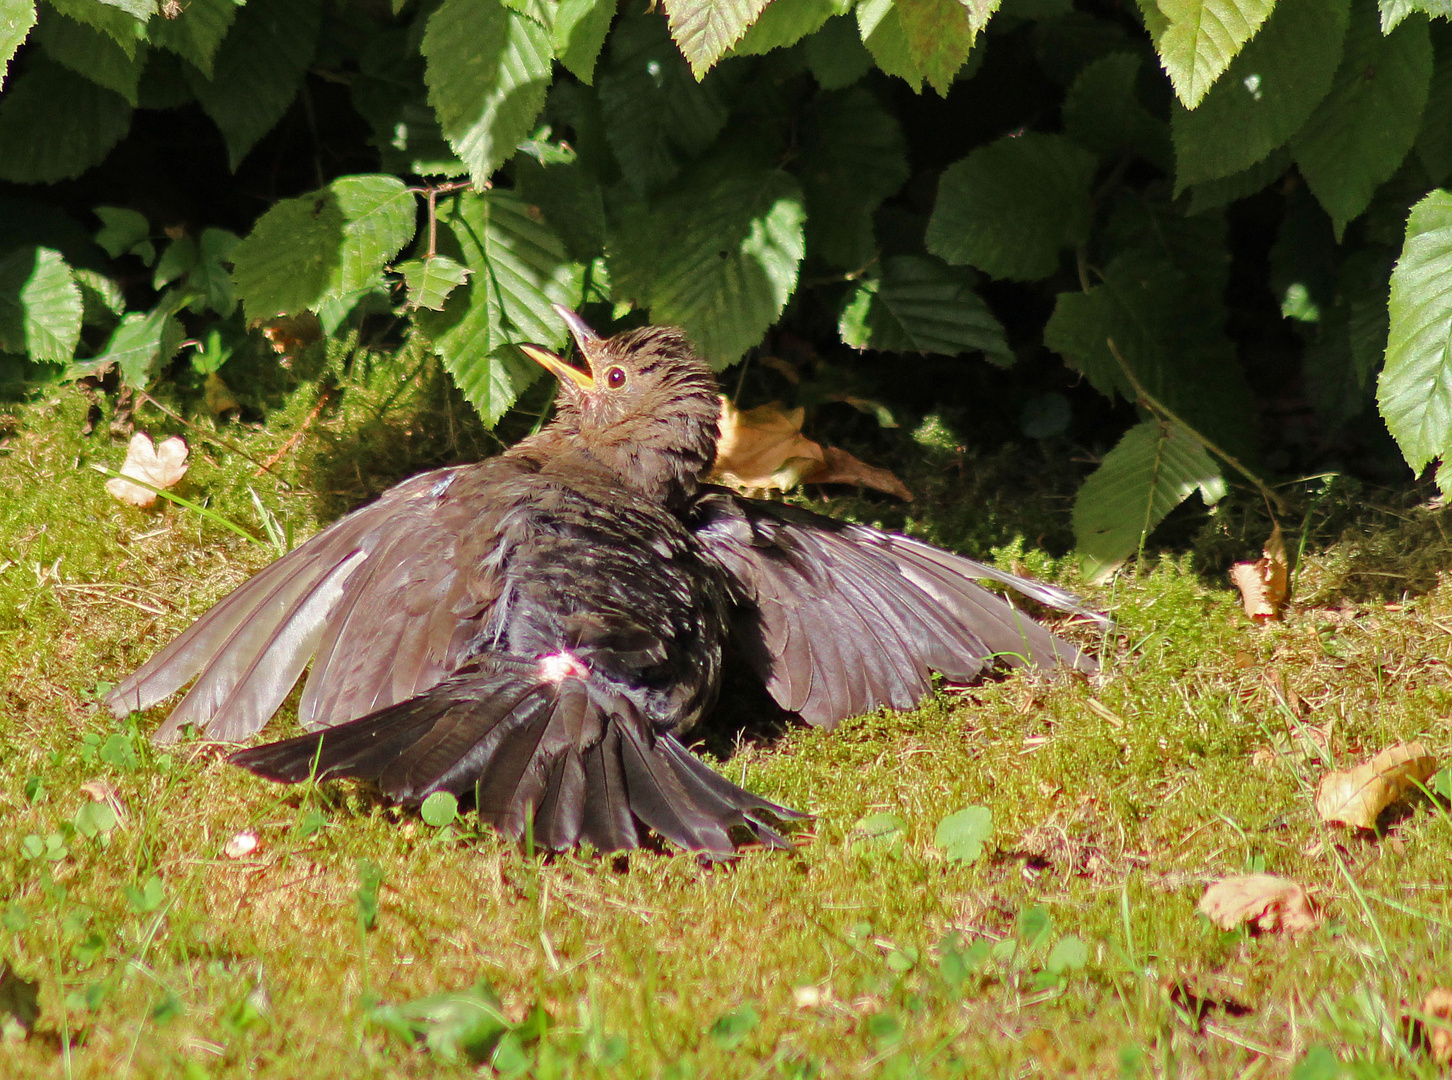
left=520, top=307, right=721, bottom=505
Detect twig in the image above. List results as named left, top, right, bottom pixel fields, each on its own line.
left=254, top=387, right=331, bottom=477
left=132, top=388, right=288, bottom=486
left=1106, top=338, right=1290, bottom=515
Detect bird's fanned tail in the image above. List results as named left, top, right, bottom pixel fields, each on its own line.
left=226, top=663, right=801, bottom=854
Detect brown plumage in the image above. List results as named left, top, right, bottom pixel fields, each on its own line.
left=106, top=307, right=1101, bottom=854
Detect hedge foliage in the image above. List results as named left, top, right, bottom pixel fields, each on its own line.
left=1, top=0, right=1450, bottom=575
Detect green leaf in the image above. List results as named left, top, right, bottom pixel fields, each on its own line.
left=101, top=0, right=155, bottom=18
left=935, top=805, right=992, bottom=863
left=125, top=874, right=165, bottom=914
left=186, top=0, right=322, bottom=172
left=1185, top=146, right=1291, bottom=214
left=424, top=0, right=552, bottom=187
left=1290, top=0, right=1432, bottom=239
left=356, top=858, right=383, bottom=931
left=552, top=0, right=616, bottom=83
left=91, top=303, right=185, bottom=385
left=857, top=0, right=925, bottom=91
left=45, top=0, right=144, bottom=54
left=1140, top=0, right=1276, bottom=110
left=1171, top=0, right=1351, bottom=190
left=839, top=255, right=1009, bottom=362
left=1044, top=934, right=1088, bottom=974
left=1072, top=419, right=1226, bottom=581
left=187, top=227, right=239, bottom=315
left=0, top=56, right=132, bottom=183
left=514, top=140, right=607, bottom=261
left=609, top=154, right=805, bottom=367
left=804, top=14, right=875, bottom=89
left=231, top=175, right=416, bottom=321
left=419, top=791, right=459, bottom=827
left=1, top=0, right=39, bottom=87
left=730, top=0, right=842, bottom=58
left=1381, top=0, right=1452, bottom=31
left=1417, top=24, right=1452, bottom=183
left=849, top=811, right=907, bottom=855
left=710, top=1005, right=760, bottom=1050
left=417, top=190, right=580, bottom=424
left=664, top=0, right=770, bottom=77
left=370, top=980, right=511, bottom=1065
left=1063, top=52, right=1172, bottom=172
left=792, top=86, right=908, bottom=269
left=398, top=255, right=472, bottom=310
left=0, top=247, right=82, bottom=363
left=926, top=132, right=1098, bottom=281
left=598, top=13, right=729, bottom=195
left=897, top=0, right=984, bottom=94
left=148, top=0, right=240, bottom=78
left=352, top=27, right=468, bottom=179
left=94, top=206, right=153, bottom=262
left=37, top=6, right=148, bottom=104
left=1377, top=188, right=1452, bottom=475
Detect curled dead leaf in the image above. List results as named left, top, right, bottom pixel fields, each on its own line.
left=105, top=432, right=189, bottom=507
left=1197, top=873, right=1321, bottom=935
left=1424, top=987, right=1452, bottom=1065
left=1229, top=524, right=1289, bottom=622
left=1315, top=741, right=1437, bottom=830
left=712, top=398, right=910, bottom=499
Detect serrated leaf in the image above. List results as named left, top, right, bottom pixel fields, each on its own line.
left=793, top=86, right=908, bottom=269
left=94, top=206, right=152, bottom=261
left=664, top=0, right=769, bottom=77
left=352, top=27, right=467, bottom=179
left=186, top=227, right=239, bottom=315
left=1377, top=189, right=1452, bottom=475
left=91, top=303, right=185, bottom=386
left=1141, top=0, right=1276, bottom=110
left=148, top=0, right=240, bottom=78
left=935, top=806, right=992, bottom=863
left=45, top=0, right=143, bottom=54
left=37, top=6, right=148, bottom=104
left=553, top=0, right=616, bottom=83
left=186, top=0, right=320, bottom=172
left=804, top=14, right=875, bottom=89
left=417, top=190, right=581, bottom=424
left=424, top=0, right=552, bottom=188
left=1417, top=25, right=1452, bottom=183
left=926, top=132, right=1097, bottom=282
left=232, top=175, right=417, bottom=321
left=1, top=0, right=39, bottom=88
left=102, top=0, right=155, bottom=18
left=857, top=0, right=925, bottom=91
left=398, top=255, right=472, bottom=310
left=1072, top=418, right=1225, bottom=581
left=1171, top=0, right=1350, bottom=190
left=1063, top=52, right=1172, bottom=171
left=0, top=247, right=82, bottom=363
left=731, top=0, right=839, bottom=58
left=1381, top=0, right=1452, bottom=31
left=1290, top=0, right=1432, bottom=239
left=839, top=255, right=1008, bottom=361
left=1185, top=146, right=1291, bottom=214
left=598, top=13, right=729, bottom=195
left=514, top=141, right=606, bottom=261
left=609, top=154, right=805, bottom=367
left=896, top=0, right=980, bottom=94
left=0, top=56, right=132, bottom=183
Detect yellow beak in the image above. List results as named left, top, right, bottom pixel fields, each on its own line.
left=519, top=343, right=595, bottom=391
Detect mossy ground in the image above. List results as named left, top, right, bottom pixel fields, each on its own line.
left=1, top=354, right=1449, bottom=1078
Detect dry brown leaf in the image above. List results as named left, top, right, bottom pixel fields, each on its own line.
left=261, top=311, right=322, bottom=356
left=204, top=372, right=241, bottom=416
left=1229, top=524, right=1289, bottom=622
left=1197, top=873, right=1321, bottom=935
left=1315, top=741, right=1438, bottom=830
left=712, top=398, right=909, bottom=499
left=1424, top=987, right=1452, bottom=1065
left=105, top=432, right=189, bottom=507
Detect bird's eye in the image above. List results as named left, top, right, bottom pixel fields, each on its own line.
left=605, top=366, right=627, bottom=390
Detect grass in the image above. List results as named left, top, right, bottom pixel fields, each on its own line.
left=2, top=354, right=1451, bottom=1078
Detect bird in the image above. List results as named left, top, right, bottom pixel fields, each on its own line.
left=105, top=307, right=1102, bottom=855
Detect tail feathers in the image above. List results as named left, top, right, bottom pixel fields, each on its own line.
left=226, top=665, right=800, bottom=854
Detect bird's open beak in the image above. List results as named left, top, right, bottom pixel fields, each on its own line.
left=519, top=305, right=603, bottom=391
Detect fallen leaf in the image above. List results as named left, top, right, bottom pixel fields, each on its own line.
left=1424, top=987, right=1452, bottom=1065
left=224, top=832, right=259, bottom=859
left=1197, top=874, right=1321, bottom=935
left=1229, top=524, right=1289, bottom=622
left=1315, top=742, right=1438, bottom=830
left=261, top=311, right=322, bottom=356
left=105, top=432, right=189, bottom=507
left=712, top=398, right=909, bottom=499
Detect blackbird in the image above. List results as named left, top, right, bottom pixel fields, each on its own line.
left=106, top=307, right=1100, bottom=854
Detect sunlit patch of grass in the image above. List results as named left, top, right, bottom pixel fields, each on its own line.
left=2, top=361, right=1451, bottom=1076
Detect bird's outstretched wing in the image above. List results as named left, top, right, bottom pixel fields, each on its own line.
left=104, top=463, right=518, bottom=743
left=228, top=660, right=801, bottom=854
left=690, top=492, right=1104, bottom=729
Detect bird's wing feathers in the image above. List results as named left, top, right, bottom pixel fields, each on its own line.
left=692, top=492, right=1102, bottom=729
left=105, top=464, right=516, bottom=742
